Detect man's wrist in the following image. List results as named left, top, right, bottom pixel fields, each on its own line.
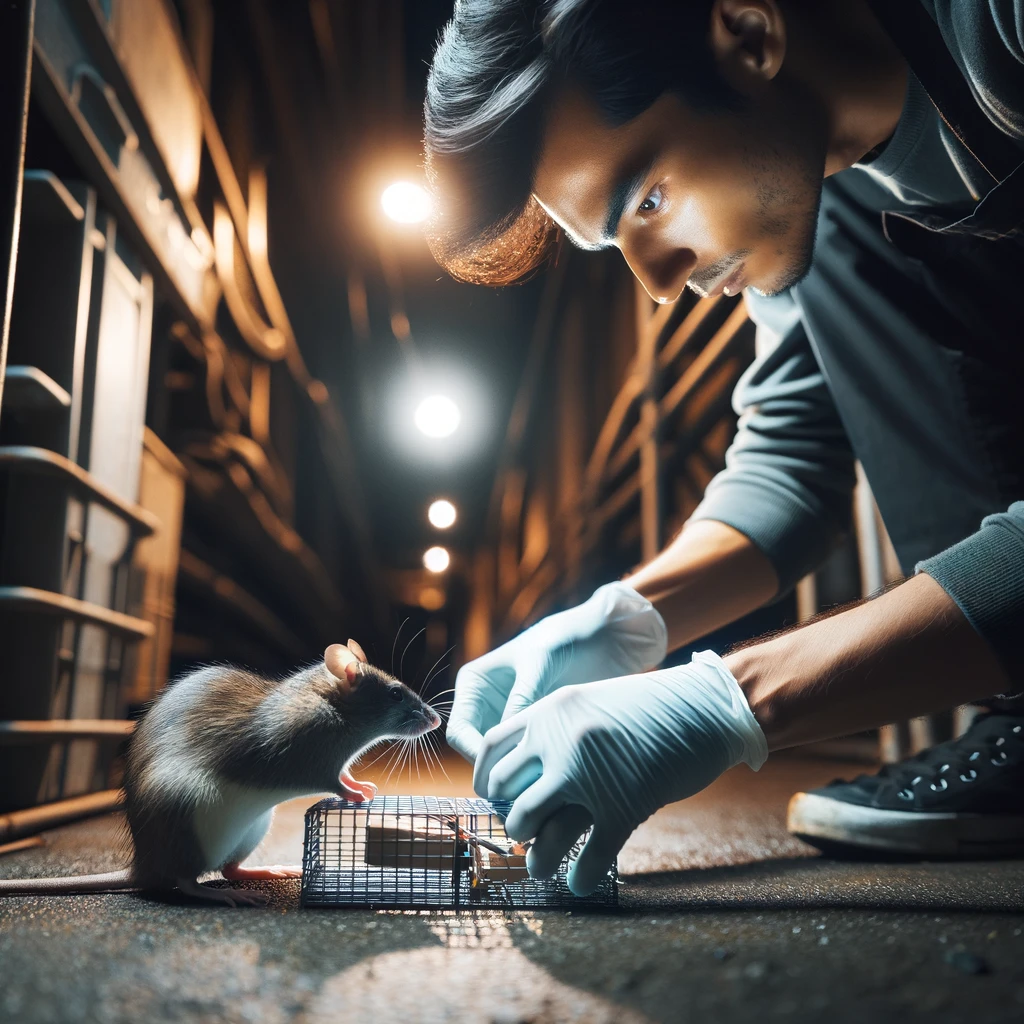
left=627, top=520, right=778, bottom=653
left=722, top=574, right=1011, bottom=753
left=722, top=627, right=836, bottom=752
left=722, top=640, right=792, bottom=752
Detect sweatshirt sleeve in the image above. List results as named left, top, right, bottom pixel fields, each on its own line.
left=689, top=291, right=857, bottom=593
left=927, top=0, right=1024, bottom=143
left=917, top=502, right=1024, bottom=683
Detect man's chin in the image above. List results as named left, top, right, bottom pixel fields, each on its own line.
left=749, top=247, right=815, bottom=298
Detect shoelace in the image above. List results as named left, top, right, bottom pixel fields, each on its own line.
left=837, top=719, right=1024, bottom=799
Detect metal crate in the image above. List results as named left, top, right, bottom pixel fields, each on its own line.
left=301, top=795, right=618, bottom=910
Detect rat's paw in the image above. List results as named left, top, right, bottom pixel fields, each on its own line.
left=338, top=770, right=378, bottom=803
left=223, top=863, right=302, bottom=880
left=177, top=877, right=270, bottom=908
left=220, top=888, right=271, bottom=907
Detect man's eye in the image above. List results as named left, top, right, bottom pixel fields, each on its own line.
left=638, top=186, right=663, bottom=214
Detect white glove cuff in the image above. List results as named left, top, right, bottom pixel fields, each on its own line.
left=690, top=650, right=769, bottom=772
left=587, top=581, right=669, bottom=668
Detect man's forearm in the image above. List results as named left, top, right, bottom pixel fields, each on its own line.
left=627, top=519, right=779, bottom=652
left=724, top=572, right=1011, bottom=752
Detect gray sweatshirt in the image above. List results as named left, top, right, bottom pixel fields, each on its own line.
left=689, top=1, right=1024, bottom=681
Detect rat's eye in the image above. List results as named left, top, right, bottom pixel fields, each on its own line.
left=389, top=686, right=404, bottom=703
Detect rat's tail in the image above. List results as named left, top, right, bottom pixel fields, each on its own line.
left=0, top=868, right=136, bottom=895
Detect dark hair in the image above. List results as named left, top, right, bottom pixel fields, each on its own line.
left=424, top=0, right=734, bottom=285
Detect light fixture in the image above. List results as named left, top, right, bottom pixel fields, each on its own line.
left=423, top=546, right=450, bottom=573
left=427, top=499, right=457, bottom=529
left=388, top=365, right=487, bottom=463
left=381, top=181, right=432, bottom=224
left=414, top=394, right=461, bottom=438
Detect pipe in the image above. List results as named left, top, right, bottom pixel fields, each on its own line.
left=0, top=790, right=123, bottom=843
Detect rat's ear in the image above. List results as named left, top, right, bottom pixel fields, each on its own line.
left=346, top=638, right=368, bottom=663
left=324, top=643, right=357, bottom=680
left=325, top=643, right=364, bottom=692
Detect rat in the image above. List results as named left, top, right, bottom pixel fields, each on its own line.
left=0, top=640, right=440, bottom=906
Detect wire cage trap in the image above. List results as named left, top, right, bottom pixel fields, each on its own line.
left=301, top=795, right=618, bottom=910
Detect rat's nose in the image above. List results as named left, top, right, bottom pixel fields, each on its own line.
left=427, top=709, right=441, bottom=729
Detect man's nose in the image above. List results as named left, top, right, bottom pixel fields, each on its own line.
left=622, top=243, right=697, bottom=305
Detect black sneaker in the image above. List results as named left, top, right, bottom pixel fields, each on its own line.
left=788, top=713, right=1024, bottom=857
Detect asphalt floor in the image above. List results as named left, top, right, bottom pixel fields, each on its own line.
left=2, top=751, right=1023, bottom=1023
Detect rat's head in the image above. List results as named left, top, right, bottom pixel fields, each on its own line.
left=322, top=641, right=441, bottom=743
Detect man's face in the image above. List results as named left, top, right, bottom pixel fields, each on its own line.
left=532, top=84, right=826, bottom=302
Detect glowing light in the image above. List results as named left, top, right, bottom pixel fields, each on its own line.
left=423, top=546, right=450, bottom=573
left=414, top=394, right=461, bottom=438
left=381, top=181, right=432, bottom=224
left=389, top=367, right=487, bottom=462
left=427, top=499, right=457, bottom=529
left=419, top=586, right=446, bottom=611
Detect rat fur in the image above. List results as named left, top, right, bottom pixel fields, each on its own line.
left=0, top=641, right=440, bottom=906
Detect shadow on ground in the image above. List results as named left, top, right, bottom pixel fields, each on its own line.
left=2, top=752, right=1023, bottom=1022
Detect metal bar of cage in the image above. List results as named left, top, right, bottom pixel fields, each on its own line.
left=300, top=795, right=618, bottom=912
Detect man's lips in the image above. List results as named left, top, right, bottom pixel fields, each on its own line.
left=711, top=262, right=747, bottom=298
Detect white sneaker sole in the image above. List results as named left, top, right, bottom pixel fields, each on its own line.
left=787, top=792, right=1024, bottom=857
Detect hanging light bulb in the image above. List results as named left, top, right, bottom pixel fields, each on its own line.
left=414, top=395, right=461, bottom=438
left=427, top=499, right=457, bottom=529
left=381, top=181, right=432, bottom=224
left=423, top=546, right=450, bottom=573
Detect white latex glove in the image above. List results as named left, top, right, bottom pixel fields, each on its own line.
left=446, top=582, right=667, bottom=762
left=473, top=650, right=768, bottom=896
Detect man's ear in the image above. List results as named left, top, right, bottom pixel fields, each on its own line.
left=709, top=0, right=786, bottom=85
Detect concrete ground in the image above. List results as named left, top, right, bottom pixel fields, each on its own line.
left=2, top=752, right=1023, bottom=1023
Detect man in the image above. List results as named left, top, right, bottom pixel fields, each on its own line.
left=423, top=0, right=1024, bottom=896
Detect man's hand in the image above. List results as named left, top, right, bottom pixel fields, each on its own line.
left=445, top=582, right=667, bottom=762
left=473, top=651, right=768, bottom=896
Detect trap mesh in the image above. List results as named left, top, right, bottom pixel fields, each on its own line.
left=301, top=795, right=618, bottom=910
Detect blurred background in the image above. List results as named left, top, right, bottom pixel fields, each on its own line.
left=1, top=0, right=891, bottom=825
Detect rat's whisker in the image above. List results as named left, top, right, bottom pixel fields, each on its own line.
left=403, top=739, right=416, bottom=783
left=374, top=742, right=402, bottom=782
left=399, top=738, right=415, bottom=783
left=427, top=687, right=457, bottom=702
left=420, top=645, right=457, bottom=693
left=391, top=617, right=409, bottom=677
left=399, top=627, right=426, bottom=683
left=358, top=739, right=399, bottom=773
left=383, top=740, right=408, bottom=786
left=424, top=739, right=444, bottom=784
left=425, top=731, right=451, bottom=783
left=423, top=662, right=452, bottom=693
left=419, top=734, right=434, bottom=770
left=382, top=736, right=413, bottom=781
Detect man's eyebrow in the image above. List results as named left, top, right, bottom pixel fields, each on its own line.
left=602, top=156, right=657, bottom=243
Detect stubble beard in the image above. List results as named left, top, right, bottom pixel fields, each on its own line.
left=744, top=139, right=825, bottom=298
